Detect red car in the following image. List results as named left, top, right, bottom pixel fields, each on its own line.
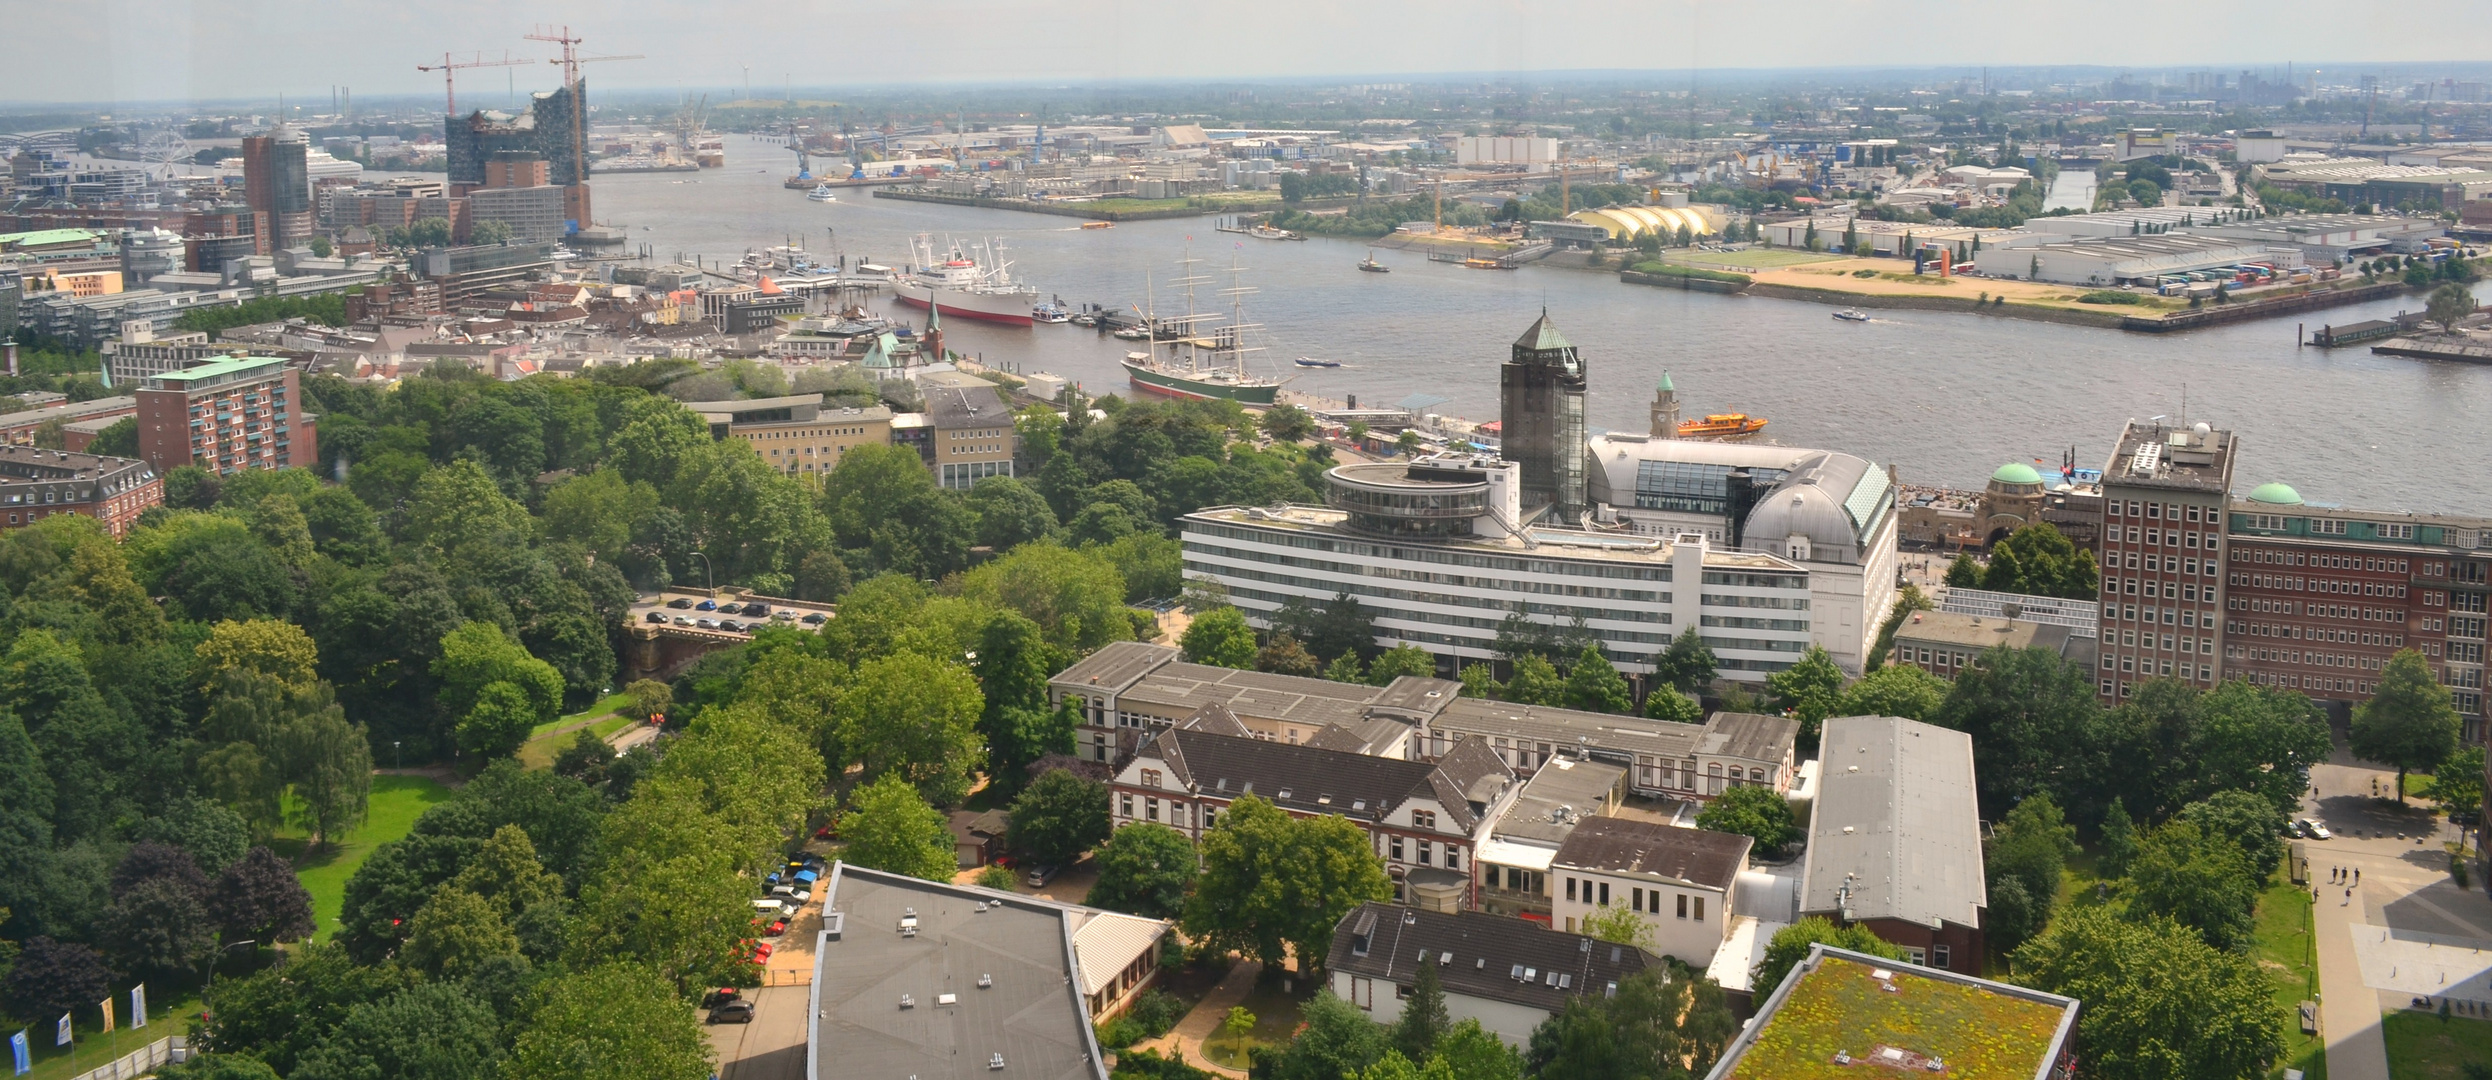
left=764, top=918, right=789, bottom=937
left=751, top=942, right=775, bottom=963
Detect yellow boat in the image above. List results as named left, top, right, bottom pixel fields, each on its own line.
left=1679, top=413, right=1768, bottom=440
left=1080, top=221, right=1115, bottom=230
left=1461, top=256, right=1511, bottom=270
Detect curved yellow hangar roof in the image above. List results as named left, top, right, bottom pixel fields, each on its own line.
left=1568, top=206, right=1715, bottom=240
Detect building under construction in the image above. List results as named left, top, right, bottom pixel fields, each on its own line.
left=445, top=81, right=588, bottom=228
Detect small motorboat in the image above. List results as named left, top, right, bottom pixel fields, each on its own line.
left=1080, top=221, right=1115, bottom=230
left=1294, top=356, right=1343, bottom=368
left=1112, top=325, right=1151, bottom=341
left=1032, top=299, right=1072, bottom=324
left=1832, top=309, right=1870, bottom=322
left=1358, top=251, right=1390, bottom=273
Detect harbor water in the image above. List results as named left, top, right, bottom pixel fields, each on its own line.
left=589, top=136, right=2492, bottom=511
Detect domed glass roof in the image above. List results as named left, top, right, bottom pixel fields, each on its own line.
left=1991, top=462, right=2045, bottom=486
left=2248, top=482, right=2304, bottom=505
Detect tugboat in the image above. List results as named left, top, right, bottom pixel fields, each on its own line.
left=1832, top=308, right=1870, bottom=322
left=1358, top=251, right=1390, bottom=273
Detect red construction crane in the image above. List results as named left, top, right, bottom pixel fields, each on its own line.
left=526, top=25, right=640, bottom=184
left=416, top=52, right=531, bottom=119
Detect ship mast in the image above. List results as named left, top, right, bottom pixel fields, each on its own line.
left=1217, top=253, right=1265, bottom=378
left=1165, top=246, right=1215, bottom=375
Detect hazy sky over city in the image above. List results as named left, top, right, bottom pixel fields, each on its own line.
left=8, top=0, right=2492, bottom=105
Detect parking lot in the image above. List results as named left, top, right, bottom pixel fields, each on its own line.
left=627, top=590, right=836, bottom=640
left=708, top=849, right=834, bottom=1079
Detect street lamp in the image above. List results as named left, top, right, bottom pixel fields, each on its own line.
left=203, top=939, right=257, bottom=998
left=392, top=741, right=401, bottom=772
left=690, top=551, right=713, bottom=592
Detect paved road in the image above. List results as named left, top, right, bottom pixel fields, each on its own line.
left=707, top=984, right=810, bottom=1080
left=2303, top=756, right=2492, bottom=1080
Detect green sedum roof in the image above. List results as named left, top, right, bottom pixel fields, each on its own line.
left=2247, top=481, right=2304, bottom=505
left=1990, top=462, right=2044, bottom=486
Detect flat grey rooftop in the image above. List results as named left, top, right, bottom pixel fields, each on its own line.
left=810, top=865, right=1105, bottom=1080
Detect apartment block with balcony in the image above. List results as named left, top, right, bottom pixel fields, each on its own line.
left=133, top=356, right=316, bottom=476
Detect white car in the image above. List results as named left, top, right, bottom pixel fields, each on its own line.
left=2299, top=818, right=2332, bottom=840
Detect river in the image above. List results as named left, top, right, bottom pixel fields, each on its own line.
left=582, top=136, right=2492, bottom=512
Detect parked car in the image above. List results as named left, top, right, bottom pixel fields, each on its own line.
left=801, top=613, right=828, bottom=625
left=750, top=942, right=774, bottom=962
left=673, top=616, right=694, bottom=626
left=745, top=603, right=771, bottom=617
left=695, top=599, right=718, bottom=611
left=695, top=618, right=718, bottom=629
left=709, top=1001, right=755, bottom=1024
left=751, top=898, right=786, bottom=916
left=764, top=918, right=788, bottom=937
left=791, top=886, right=813, bottom=903
left=645, top=612, right=668, bottom=624
left=667, top=597, right=694, bottom=609
left=772, top=611, right=797, bottom=622
left=2300, top=818, right=2333, bottom=840
left=1025, top=865, right=1059, bottom=888
left=702, top=987, right=742, bottom=1009
left=765, top=871, right=783, bottom=888
left=2284, top=820, right=2308, bottom=838
left=717, top=602, right=743, bottom=615
left=719, top=620, right=744, bottom=633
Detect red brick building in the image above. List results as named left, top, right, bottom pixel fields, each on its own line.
left=0, top=445, right=162, bottom=539
left=133, top=356, right=317, bottom=475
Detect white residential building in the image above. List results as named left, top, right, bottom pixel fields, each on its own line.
left=1546, top=816, right=1750, bottom=967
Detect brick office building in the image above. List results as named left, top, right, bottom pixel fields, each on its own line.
left=2095, top=420, right=2238, bottom=702
left=133, top=356, right=317, bottom=475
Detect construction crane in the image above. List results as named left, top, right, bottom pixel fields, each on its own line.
left=416, top=52, right=530, bottom=118
left=527, top=24, right=642, bottom=184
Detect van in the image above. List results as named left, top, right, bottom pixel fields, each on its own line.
left=752, top=898, right=787, bottom=916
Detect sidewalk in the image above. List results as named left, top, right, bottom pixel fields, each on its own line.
left=1126, top=960, right=1264, bottom=1079
left=2316, top=880, right=2389, bottom=1080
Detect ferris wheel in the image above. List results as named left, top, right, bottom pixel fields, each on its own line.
left=136, top=131, right=192, bottom=179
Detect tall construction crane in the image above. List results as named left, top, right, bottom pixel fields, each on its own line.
left=416, top=52, right=531, bottom=118
left=527, top=24, right=641, bottom=184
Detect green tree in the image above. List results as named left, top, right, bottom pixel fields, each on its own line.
left=290, top=982, right=504, bottom=1080
left=2124, top=819, right=2257, bottom=951
left=2176, top=790, right=2287, bottom=883
left=401, top=886, right=520, bottom=978
left=1184, top=795, right=1389, bottom=972
left=967, top=476, right=1059, bottom=550
left=405, top=459, right=533, bottom=555
left=434, top=622, right=564, bottom=748
left=1694, top=783, right=1802, bottom=858
left=1008, top=769, right=1111, bottom=867
left=1180, top=607, right=1259, bottom=669
left=1580, top=903, right=1655, bottom=950
left=1393, top=958, right=1452, bottom=1062
left=1933, top=645, right=2105, bottom=819
left=1505, top=654, right=1563, bottom=706
left=2427, top=281, right=2476, bottom=334
left=1765, top=644, right=1844, bottom=744
left=834, top=651, right=986, bottom=804
left=2421, top=745, right=2485, bottom=822
left=840, top=772, right=957, bottom=881
left=505, top=964, right=715, bottom=1080
left=2098, top=797, right=2140, bottom=879
left=620, top=678, right=673, bottom=722
left=974, top=612, right=1069, bottom=792
left=208, top=845, right=316, bottom=944
left=1835, top=662, right=1947, bottom=721
left=1088, top=822, right=1198, bottom=918
left=1430, top=1020, right=1521, bottom=1080
left=1562, top=646, right=1633, bottom=714
left=1261, top=404, right=1315, bottom=442
left=1986, top=793, right=2077, bottom=952
left=195, top=618, right=321, bottom=692
left=960, top=542, right=1131, bottom=653
left=1753, top=917, right=1904, bottom=995
left=1458, top=663, right=1501, bottom=700
left=2349, top=649, right=2461, bottom=802
left=453, top=824, right=564, bottom=920
left=1943, top=552, right=1983, bottom=587
left=1259, top=991, right=1387, bottom=1080
left=2012, top=908, right=2283, bottom=1080
left=566, top=847, right=752, bottom=994
left=1642, top=687, right=1703, bottom=724
left=106, top=874, right=216, bottom=980
left=1367, top=644, right=1438, bottom=685
left=1324, top=651, right=1366, bottom=684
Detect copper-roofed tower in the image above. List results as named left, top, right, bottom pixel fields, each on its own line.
left=1500, top=310, right=1589, bottom=522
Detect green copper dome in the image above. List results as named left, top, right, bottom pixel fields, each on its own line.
left=2248, top=482, right=2304, bottom=506
left=1991, top=462, right=2045, bottom=486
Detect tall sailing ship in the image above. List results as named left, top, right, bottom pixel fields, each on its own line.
left=889, top=234, right=1041, bottom=326
left=1119, top=251, right=1284, bottom=405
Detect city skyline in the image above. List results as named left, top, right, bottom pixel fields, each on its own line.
left=8, top=0, right=2492, bottom=106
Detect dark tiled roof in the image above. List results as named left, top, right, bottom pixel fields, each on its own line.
left=1326, top=902, right=1653, bottom=1015
left=1178, top=703, right=1252, bottom=738
left=1131, top=728, right=1508, bottom=832
left=1432, top=736, right=1517, bottom=809
left=1303, top=723, right=1372, bottom=753
left=1552, top=817, right=1751, bottom=891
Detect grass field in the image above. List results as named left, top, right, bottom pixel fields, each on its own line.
left=13, top=985, right=205, bottom=1080
left=518, top=713, right=637, bottom=771
left=269, top=774, right=455, bottom=941
left=2381, top=1009, right=2492, bottom=1078
left=2251, top=870, right=2327, bottom=1080
left=1669, top=248, right=1843, bottom=271
left=534, top=690, right=630, bottom=739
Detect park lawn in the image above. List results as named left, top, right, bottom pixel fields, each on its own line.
left=269, top=774, right=455, bottom=941
left=2251, top=870, right=2326, bottom=1080
left=534, top=689, right=631, bottom=739
left=1199, top=979, right=1309, bottom=1070
left=518, top=713, right=637, bottom=771
left=2381, top=1009, right=2492, bottom=1079
left=1080, top=197, right=1194, bottom=214
left=14, top=986, right=204, bottom=1080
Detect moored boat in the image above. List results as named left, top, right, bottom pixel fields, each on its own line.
left=889, top=234, right=1040, bottom=326
left=1080, top=221, right=1115, bottom=230
left=1294, top=356, right=1342, bottom=368
left=1358, top=251, right=1390, bottom=273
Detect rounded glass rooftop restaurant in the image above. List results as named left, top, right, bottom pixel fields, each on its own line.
left=1326, top=461, right=1491, bottom=538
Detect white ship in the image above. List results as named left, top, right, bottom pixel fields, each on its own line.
left=889, top=234, right=1040, bottom=327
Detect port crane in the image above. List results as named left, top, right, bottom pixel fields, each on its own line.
left=416, top=52, right=530, bottom=118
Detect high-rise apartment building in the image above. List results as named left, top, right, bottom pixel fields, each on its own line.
left=241, top=125, right=312, bottom=252
left=134, top=357, right=317, bottom=475
left=2095, top=420, right=2236, bottom=702
left=1499, top=311, right=1589, bottom=521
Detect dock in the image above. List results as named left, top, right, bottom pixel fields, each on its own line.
left=2310, top=314, right=2425, bottom=348
left=2371, top=336, right=2492, bottom=364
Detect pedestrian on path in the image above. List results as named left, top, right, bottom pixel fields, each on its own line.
left=2355, top=868, right=2360, bottom=885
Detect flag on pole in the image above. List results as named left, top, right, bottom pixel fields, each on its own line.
left=54, top=1014, right=69, bottom=1047
left=11, top=1029, right=29, bottom=1076
left=99, top=998, right=113, bottom=1034
left=131, top=986, right=147, bottom=1030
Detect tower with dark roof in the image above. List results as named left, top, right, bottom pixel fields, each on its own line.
left=1500, top=310, right=1589, bottom=521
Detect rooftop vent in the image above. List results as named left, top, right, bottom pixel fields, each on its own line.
left=1276, top=788, right=1292, bottom=800
left=989, top=1052, right=1006, bottom=1070
left=900, top=994, right=916, bottom=1009
left=978, top=974, right=993, bottom=988
left=936, top=993, right=958, bottom=1007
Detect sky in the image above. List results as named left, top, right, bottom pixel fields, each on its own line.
left=8, top=0, right=2492, bottom=106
